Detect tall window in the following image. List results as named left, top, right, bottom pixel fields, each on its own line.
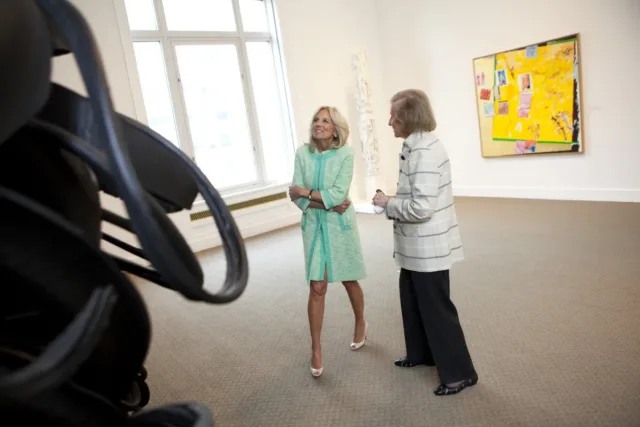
left=120, top=0, right=294, bottom=195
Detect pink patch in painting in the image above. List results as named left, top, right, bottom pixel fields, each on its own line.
left=517, top=107, right=530, bottom=118
left=517, top=92, right=533, bottom=118
left=515, top=140, right=537, bottom=154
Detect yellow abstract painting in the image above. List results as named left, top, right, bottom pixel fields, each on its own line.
left=473, top=34, right=584, bottom=157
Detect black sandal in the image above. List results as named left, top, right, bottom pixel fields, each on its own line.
left=394, top=357, right=434, bottom=368
left=433, top=374, right=479, bottom=396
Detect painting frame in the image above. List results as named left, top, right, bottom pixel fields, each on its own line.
left=472, top=33, right=585, bottom=158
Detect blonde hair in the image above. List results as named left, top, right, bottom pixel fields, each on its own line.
left=390, top=89, right=437, bottom=134
left=308, top=106, right=349, bottom=151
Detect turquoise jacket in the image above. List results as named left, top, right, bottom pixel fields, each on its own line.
left=292, top=144, right=366, bottom=284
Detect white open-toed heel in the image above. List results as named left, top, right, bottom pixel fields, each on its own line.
left=310, top=365, right=324, bottom=378
left=350, top=321, right=368, bottom=351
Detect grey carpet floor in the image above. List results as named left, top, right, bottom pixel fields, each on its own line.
left=133, top=197, right=640, bottom=427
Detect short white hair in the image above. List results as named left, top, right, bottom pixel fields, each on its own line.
left=391, top=89, right=437, bottom=133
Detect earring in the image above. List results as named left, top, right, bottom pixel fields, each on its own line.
left=333, top=134, right=338, bottom=138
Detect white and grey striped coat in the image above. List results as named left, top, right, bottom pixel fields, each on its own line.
left=385, top=131, right=464, bottom=273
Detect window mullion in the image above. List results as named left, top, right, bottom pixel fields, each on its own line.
left=232, top=0, right=267, bottom=185
left=121, top=0, right=296, bottom=193
left=162, top=38, right=195, bottom=160
left=268, top=40, right=295, bottom=166
left=153, top=0, right=168, bottom=32
left=265, top=0, right=296, bottom=164
left=129, top=33, right=163, bottom=41
left=151, top=0, right=195, bottom=160
left=163, top=30, right=269, bottom=39
left=237, top=32, right=272, bottom=40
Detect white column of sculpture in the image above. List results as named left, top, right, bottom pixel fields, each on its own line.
left=351, top=50, right=381, bottom=212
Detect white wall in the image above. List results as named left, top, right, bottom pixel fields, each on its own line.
left=275, top=0, right=393, bottom=202
left=375, top=0, right=640, bottom=202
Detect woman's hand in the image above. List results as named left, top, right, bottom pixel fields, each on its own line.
left=372, top=190, right=390, bottom=208
left=288, top=185, right=308, bottom=201
left=333, top=200, right=351, bottom=214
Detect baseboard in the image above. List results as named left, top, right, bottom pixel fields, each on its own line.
left=188, top=211, right=301, bottom=253
left=453, top=186, right=640, bottom=203
left=354, top=203, right=377, bottom=214
left=101, top=199, right=301, bottom=265
left=106, top=213, right=300, bottom=267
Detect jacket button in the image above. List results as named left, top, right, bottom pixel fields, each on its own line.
left=401, top=155, right=405, bottom=160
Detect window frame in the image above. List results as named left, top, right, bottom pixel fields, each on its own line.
left=114, top=0, right=296, bottom=202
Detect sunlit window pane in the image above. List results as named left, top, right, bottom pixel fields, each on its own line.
left=239, top=0, right=269, bottom=32
left=123, top=0, right=158, bottom=30
left=132, top=42, right=180, bottom=146
left=175, top=44, right=258, bottom=189
left=246, top=41, right=290, bottom=183
left=162, top=0, right=236, bottom=31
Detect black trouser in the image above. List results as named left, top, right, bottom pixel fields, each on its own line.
left=399, top=268, right=476, bottom=384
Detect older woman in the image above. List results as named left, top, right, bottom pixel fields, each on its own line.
left=372, top=90, right=478, bottom=396
left=289, top=106, right=367, bottom=378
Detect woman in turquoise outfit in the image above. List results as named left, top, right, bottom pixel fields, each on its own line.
left=288, top=106, right=367, bottom=378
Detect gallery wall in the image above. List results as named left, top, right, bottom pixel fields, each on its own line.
left=375, top=0, right=640, bottom=202
left=274, top=0, right=391, bottom=204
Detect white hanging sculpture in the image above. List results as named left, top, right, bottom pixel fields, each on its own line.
left=351, top=50, right=380, bottom=177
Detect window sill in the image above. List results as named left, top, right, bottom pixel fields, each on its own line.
left=191, top=182, right=290, bottom=211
